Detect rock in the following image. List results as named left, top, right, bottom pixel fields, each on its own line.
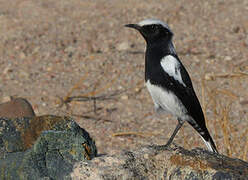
left=204, top=73, right=215, bottom=81
left=116, top=41, right=131, bottom=51
left=19, top=52, right=26, bottom=60
left=224, top=56, right=232, bottom=61
left=0, top=115, right=97, bottom=179
left=0, top=98, right=35, bottom=118
left=71, top=144, right=248, bottom=179
left=1, top=96, right=11, bottom=103
left=121, top=95, right=128, bottom=100
left=1, top=116, right=247, bottom=179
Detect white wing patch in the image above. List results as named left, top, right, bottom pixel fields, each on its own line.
left=160, top=55, right=186, bottom=87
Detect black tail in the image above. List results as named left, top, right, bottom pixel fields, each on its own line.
left=188, top=121, right=218, bottom=153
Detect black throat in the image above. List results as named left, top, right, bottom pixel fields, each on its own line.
left=145, top=39, right=176, bottom=82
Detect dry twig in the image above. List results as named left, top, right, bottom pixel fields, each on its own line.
left=112, top=131, right=157, bottom=138
left=205, top=71, right=248, bottom=81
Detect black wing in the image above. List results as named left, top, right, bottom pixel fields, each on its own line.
left=150, top=54, right=206, bottom=127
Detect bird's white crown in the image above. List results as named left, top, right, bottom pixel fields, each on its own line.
left=138, top=19, right=172, bottom=32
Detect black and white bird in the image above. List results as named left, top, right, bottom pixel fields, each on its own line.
left=125, top=19, right=218, bottom=153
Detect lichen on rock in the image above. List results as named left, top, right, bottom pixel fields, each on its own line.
left=0, top=115, right=97, bottom=179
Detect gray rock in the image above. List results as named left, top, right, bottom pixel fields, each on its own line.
left=1, top=115, right=247, bottom=179
left=0, top=115, right=97, bottom=179
left=70, top=145, right=248, bottom=179
left=0, top=98, right=35, bottom=118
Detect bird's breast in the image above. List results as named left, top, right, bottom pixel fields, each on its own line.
left=145, top=80, right=188, bottom=119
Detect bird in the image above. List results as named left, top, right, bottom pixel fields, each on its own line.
left=125, top=19, right=218, bottom=153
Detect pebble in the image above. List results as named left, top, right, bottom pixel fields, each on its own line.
left=46, top=66, right=52, bottom=71
left=116, top=41, right=130, bottom=51
left=224, top=56, right=232, bottom=61
left=65, top=46, right=75, bottom=53
left=204, top=73, right=214, bottom=81
left=3, top=64, right=12, bottom=75
left=19, top=52, right=26, bottom=60
left=144, top=153, right=149, bottom=159
left=19, top=70, right=29, bottom=79
left=0, top=98, right=35, bottom=118
left=121, top=95, right=128, bottom=100
left=1, top=96, right=11, bottom=103
left=135, top=87, right=140, bottom=92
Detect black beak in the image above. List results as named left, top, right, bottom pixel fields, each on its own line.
left=124, top=24, right=141, bottom=31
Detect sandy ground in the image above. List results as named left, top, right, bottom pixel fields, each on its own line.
left=0, top=0, right=248, bottom=160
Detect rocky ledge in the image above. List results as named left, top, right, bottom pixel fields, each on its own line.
left=71, top=144, right=248, bottom=180
left=0, top=99, right=247, bottom=179
left=0, top=115, right=247, bottom=179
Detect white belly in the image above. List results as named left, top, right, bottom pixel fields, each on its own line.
left=146, top=80, right=187, bottom=119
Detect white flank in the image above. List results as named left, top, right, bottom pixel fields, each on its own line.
left=160, top=55, right=186, bottom=87
left=200, top=136, right=214, bottom=152
left=146, top=80, right=187, bottom=119
left=138, top=19, right=172, bottom=32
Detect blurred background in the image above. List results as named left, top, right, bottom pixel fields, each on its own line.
left=0, top=0, right=247, bottom=160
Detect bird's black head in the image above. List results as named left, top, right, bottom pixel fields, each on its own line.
left=125, top=19, right=173, bottom=45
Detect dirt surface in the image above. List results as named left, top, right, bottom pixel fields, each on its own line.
left=0, top=0, right=248, bottom=160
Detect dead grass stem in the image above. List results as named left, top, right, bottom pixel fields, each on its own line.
left=221, top=103, right=232, bottom=157
left=205, top=71, right=248, bottom=81
left=112, top=131, right=157, bottom=138
left=204, top=71, right=248, bottom=160
left=241, top=128, right=248, bottom=161
left=63, top=72, right=89, bottom=102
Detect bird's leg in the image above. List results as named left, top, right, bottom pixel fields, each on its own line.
left=164, top=119, right=184, bottom=147
left=149, top=119, right=184, bottom=150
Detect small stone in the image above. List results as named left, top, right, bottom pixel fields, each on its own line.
left=3, top=64, right=12, bottom=75
left=19, top=52, right=26, bottom=59
left=116, top=41, right=130, bottom=51
left=47, top=66, right=52, bottom=71
left=204, top=73, right=214, bottom=81
left=15, top=46, right=20, bottom=50
left=0, top=98, right=35, bottom=118
left=33, top=46, right=40, bottom=53
left=121, top=95, right=128, bottom=100
left=19, top=70, right=29, bottom=79
left=224, top=56, right=232, bottom=61
left=135, top=87, right=140, bottom=92
left=232, top=26, right=240, bottom=33
left=65, top=46, right=75, bottom=53
left=1, top=96, right=11, bottom=103
left=144, top=153, right=149, bottom=159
